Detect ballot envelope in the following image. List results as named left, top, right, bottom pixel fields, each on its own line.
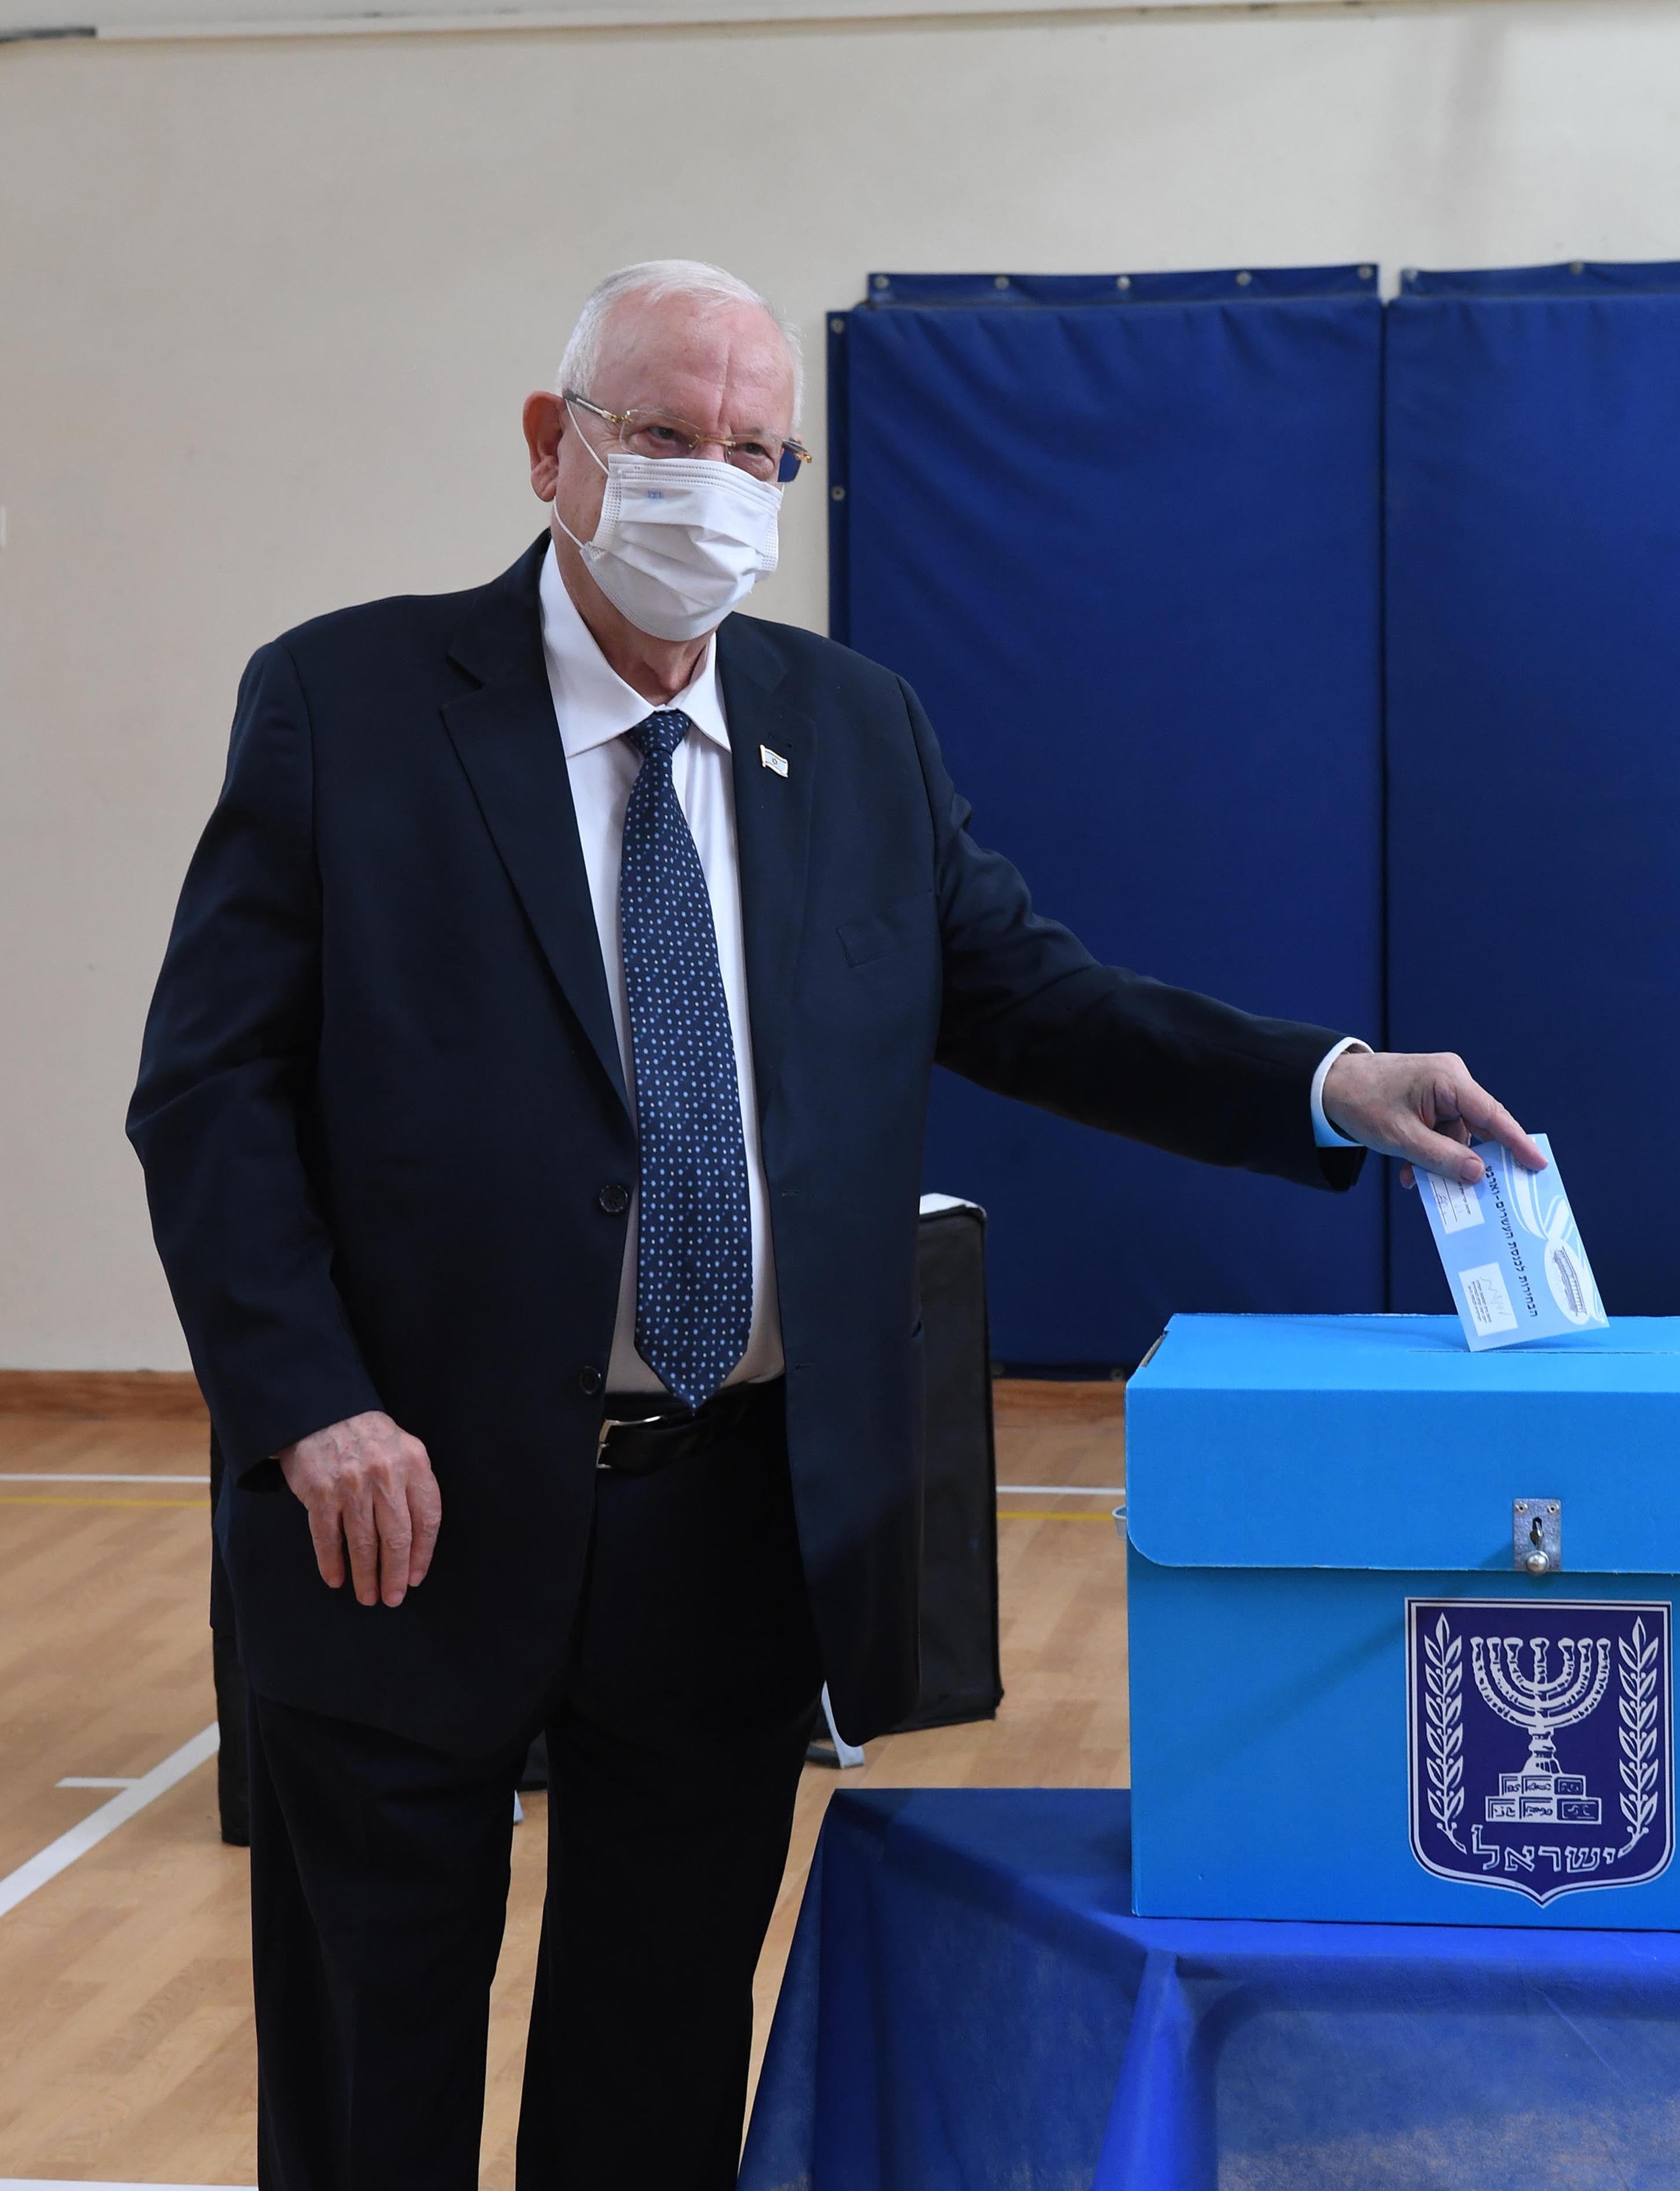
left=1125, top=1314, right=1680, bottom=1926
left=1419, top=1133, right=1606, bottom=1352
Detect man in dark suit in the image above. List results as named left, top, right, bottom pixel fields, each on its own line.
left=129, top=258, right=1541, bottom=2190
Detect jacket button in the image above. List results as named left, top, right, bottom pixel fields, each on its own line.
left=577, top=1365, right=603, bottom=1397
left=597, top=1183, right=629, bottom=1215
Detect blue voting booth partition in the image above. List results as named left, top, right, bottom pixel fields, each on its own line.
left=1385, top=263, right=1680, bottom=1317
left=828, top=271, right=1387, bottom=1367
left=833, top=260, right=1680, bottom=1358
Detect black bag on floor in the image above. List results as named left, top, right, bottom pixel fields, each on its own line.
left=893, top=1197, right=1003, bottom=1732
left=209, top=1430, right=251, bottom=1847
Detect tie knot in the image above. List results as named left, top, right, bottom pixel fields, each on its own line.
left=629, top=709, right=693, bottom=765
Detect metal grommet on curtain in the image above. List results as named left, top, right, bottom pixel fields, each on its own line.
left=830, top=318, right=846, bottom=335
left=872, top=275, right=890, bottom=292
left=1358, top=266, right=1375, bottom=282
left=831, top=485, right=847, bottom=503
left=1570, top=261, right=1587, bottom=275
left=1116, top=275, right=1132, bottom=291
left=994, top=275, right=1010, bottom=290
left=1235, top=271, right=1253, bottom=288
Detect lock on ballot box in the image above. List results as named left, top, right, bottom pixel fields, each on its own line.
left=1125, top=1315, right=1680, bottom=1928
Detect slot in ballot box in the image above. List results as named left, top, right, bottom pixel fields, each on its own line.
left=1125, top=1314, right=1680, bottom=1927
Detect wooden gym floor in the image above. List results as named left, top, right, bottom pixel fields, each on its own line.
left=0, top=1381, right=1127, bottom=2188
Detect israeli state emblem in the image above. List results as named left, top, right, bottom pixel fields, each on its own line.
left=1407, top=1597, right=1673, bottom=1904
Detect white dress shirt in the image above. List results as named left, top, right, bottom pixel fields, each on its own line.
left=1311, top=1036, right=1370, bottom=1148
left=538, top=543, right=784, bottom=1395
left=540, top=543, right=1364, bottom=1394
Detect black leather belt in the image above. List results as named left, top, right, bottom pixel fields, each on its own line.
left=596, top=1378, right=783, bottom=1477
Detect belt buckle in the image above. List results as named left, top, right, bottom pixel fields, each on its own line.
left=596, top=1409, right=674, bottom=1469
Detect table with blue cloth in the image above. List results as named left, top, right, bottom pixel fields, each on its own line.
left=738, top=1790, right=1680, bottom=2191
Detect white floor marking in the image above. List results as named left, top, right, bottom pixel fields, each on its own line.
left=55, top=1777, right=139, bottom=1790
left=996, top=1484, right=1124, bottom=1499
left=0, top=2182, right=255, bottom=2189
left=0, top=1724, right=219, bottom=1921
left=0, top=1473, right=210, bottom=1484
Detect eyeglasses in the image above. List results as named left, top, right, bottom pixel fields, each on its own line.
left=565, top=389, right=810, bottom=486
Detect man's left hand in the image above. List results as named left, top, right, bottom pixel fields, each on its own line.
left=1322, top=1049, right=1547, bottom=1188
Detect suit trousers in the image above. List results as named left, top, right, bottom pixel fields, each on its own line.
left=247, top=1386, right=823, bottom=2191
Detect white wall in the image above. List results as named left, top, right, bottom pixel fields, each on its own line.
left=3, top=0, right=1679, bottom=1368
left=4, top=0, right=1358, bottom=35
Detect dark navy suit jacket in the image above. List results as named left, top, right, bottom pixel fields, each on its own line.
left=129, top=534, right=1364, bottom=1753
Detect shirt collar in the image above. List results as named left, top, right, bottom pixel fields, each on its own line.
left=538, top=538, right=730, bottom=759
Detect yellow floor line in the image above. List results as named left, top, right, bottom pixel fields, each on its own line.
left=996, top=1509, right=1120, bottom=1521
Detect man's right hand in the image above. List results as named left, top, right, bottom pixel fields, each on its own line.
left=276, top=1410, right=441, bottom=1609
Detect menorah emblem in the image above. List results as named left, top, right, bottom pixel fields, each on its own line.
left=1408, top=1599, right=1672, bottom=1905
left=1471, top=1633, right=1609, bottom=1820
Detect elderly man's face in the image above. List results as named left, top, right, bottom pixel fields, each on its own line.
left=544, top=293, right=797, bottom=556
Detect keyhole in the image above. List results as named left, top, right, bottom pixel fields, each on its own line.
left=1530, top=1516, right=1545, bottom=1548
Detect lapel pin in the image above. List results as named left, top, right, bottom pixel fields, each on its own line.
left=759, top=745, right=790, bottom=778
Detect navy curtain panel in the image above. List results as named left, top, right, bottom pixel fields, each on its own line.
left=1385, top=261, right=1680, bottom=1316
left=828, top=270, right=1386, bottom=1366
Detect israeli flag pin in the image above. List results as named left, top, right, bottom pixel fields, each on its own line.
left=759, top=744, right=790, bottom=778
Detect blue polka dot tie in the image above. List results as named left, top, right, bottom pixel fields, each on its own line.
left=621, top=710, right=753, bottom=1409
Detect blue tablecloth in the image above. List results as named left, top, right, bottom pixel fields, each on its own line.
left=739, top=1790, right=1680, bottom=2191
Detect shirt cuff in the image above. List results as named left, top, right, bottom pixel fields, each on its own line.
left=1311, top=1036, right=1371, bottom=1149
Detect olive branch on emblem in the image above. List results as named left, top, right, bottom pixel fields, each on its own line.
left=1618, top=1617, right=1661, bottom=1860
left=1423, top=1614, right=1466, bottom=1850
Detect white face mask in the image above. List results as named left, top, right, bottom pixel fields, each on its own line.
left=552, top=412, right=782, bottom=643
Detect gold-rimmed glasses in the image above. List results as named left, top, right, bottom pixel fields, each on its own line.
left=565, top=388, right=810, bottom=486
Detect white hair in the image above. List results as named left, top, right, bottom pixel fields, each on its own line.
left=556, top=258, right=804, bottom=430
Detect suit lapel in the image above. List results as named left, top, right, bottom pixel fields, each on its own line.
left=717, top=617, right=817, bottom=1124
left=443, top=539, right=631, bottom=1119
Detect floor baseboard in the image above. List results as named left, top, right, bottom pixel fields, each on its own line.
left=0, top=1370, right=209, bottom=1421
left=0, top=1370, right=1113, bottom=1428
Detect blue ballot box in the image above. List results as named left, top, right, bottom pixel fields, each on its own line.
left=1126, top=1314, right=1680, bottom=1927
